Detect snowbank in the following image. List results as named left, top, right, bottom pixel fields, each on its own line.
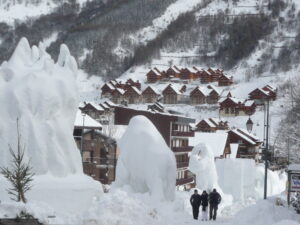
left=216, top=159, right=287, bottom=201
left=0, top=37, right=102, bottom=217
left=114, top=115, right=177, bottom=201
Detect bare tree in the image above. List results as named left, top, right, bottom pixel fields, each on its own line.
left=0, top=119, right=34, bottom=203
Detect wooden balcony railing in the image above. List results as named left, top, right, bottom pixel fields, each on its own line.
left=177, top=161, right=189, bottom=168
left=176, top=176, right=194, bottom=186
left=172, top=130, right=194, bottom=137
left=172, top=146, right=193, bottom=153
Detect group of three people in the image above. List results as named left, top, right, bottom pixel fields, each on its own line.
left=190, top=188, right=222, bottom=221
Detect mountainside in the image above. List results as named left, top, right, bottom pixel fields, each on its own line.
left=1, top=0, right=299, bottom=80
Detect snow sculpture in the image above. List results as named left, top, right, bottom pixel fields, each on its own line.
left=0, top=37, right=82, bottom=176
left=189, top=143, right=219, bottom=191
left=115, top=115, right=177, bottom=201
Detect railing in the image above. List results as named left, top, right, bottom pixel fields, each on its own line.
left=172, top=130, right=194, bottom=137
left=172, top=146, right=193, bottom=153
left=177, top=161, right=189, bottom=168
left=176, top=176, right=194, bottom=185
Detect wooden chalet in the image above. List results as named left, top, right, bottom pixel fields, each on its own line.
left=180, top=68, right=198, bottom=80
left=125, top=78, right=141, bottom=90
left=146, top=67, right=162, bottom=83
left=227, top=129, right=262, bottom=159
left=190, top=86, right=209, bottom=105
left=206, top=85, right=220, bottom=104
left=208, top=68, right=222, bottom=81
left=148, top=101, right=165, bottom=113
left=123, top=86, right=142, bottom=104
left=142, top=86, right=160, bottom=103
left=101, top=83, right=116, bottom=97
left=80, top=102, right=104, bottom=121
left=192, top=66, right=202, bottom=80
left=201, top=70, right=212, bottom=83
left=111, top=88, right=125, bottom=104
left=166, top=66, right=181, bottom=79
left=249, top=85, right=277, bottom=105
left=162, top=84, right=181, bottom=104
left=218, top=74, right=233, bottom=86
left=219, top=97, right=256, bottom=116
left=195, top=118, right=229, bottom=132
left=114, top=106, right=195, bottom=188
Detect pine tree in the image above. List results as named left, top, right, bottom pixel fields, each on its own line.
left=0, top=119, right=34, bottom=203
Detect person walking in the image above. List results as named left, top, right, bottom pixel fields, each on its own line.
left=209, top=188, right=222, bottom=221
left=190, top=189, right=201, bottom=220
left=200, top=190, right=209, bottom=221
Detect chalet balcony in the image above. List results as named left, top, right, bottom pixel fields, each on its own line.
left=176, top=176, right=194, bottom=186
left=177, top=161, right=189, bottom=168
left=172, top=130, right=194, bottom=137
left=172, top=146, right=193, bottom=153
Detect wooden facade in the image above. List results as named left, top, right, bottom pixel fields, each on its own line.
left=249, top=86, right=277, bottom=105
left=227, top=129, right=262, bottom=160
left=142, top=86, right=160, bottom=103
left=195, top=119, right=217, bottom=132
left=147, top=68, right=161, bottom=83
left=80, top=102, right=104, bottom=121
left=75, top=130, right=117, bottom=185
left=218, top=74, right=233, bottom=86
left=123, top=86, right=142, bottom=104
left=219, top=97, right=256, bottom=116
left=101, top=83, right=115, bottom=97
left=162, top=84, right=181, bottom=104
left=190, top=87, right=206, bottom=104
left=111, top=88, right=125, bottom=104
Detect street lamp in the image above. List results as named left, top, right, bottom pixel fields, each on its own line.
left=263, top=99, right=270, bottom=200
left=246, top=117, right=254, bottom=133
left=80, top=112, right=86, bottom=162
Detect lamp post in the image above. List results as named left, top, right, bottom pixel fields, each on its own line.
left=80, top=112, right=86, bottom=162
left=246, top=117, right=254, bottom=133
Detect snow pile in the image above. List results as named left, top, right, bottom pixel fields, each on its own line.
left=216, top=159, right=287, bottom=201
left=0, top=37, right=80, bottom=176
left=114, top=115, right=177, bottom=201
left=0, top=37, right=102, bottom=215
left=189, top=143, right=233, bottom=208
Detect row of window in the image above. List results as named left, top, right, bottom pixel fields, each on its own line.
left=171, top=138, right=189, bottom=147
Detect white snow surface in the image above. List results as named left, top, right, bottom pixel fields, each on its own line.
left=0, top=37, right=103, bottom=218
left=114, top=115, right=177, bottom=201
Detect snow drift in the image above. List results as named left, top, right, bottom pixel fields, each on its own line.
left=114, top=115, right=177, bottom=201
left=0, top=37, right=102, bottom=214
left=0, top=37, right=81, bottom=176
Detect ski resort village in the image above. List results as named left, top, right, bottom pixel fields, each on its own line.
left=1, top=1, right=300, bottom=225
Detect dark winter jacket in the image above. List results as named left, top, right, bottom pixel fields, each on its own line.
left=190, top=193, right=201, bottom=208
left=209, top=191, right=221, bottom=206
left=200, top=193, right=209, bottom=207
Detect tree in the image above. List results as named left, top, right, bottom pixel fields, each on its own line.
left=0, top=119, right=34, bottom=203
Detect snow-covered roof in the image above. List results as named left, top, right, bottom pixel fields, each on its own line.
left=105, top=100, right=117, bottom=107
left=143, top=86, right=160, bottom=95
left=115, top=88, right=125, bottom=95
left=244, top=100, right=255, bottom=107
left=100, top=103, right=110, bottom=110
left=203, top=119, right=217, bottom=127
left=79, top=102, right=86, bottom=108
left=172, top=65, right=181, bottom=73
left=164, top=84, right=181, bottom=95
left=190, top=132, right=228, bottom=157
left=209, top=118, right=221, bottom=126
left=208, top=84, right=221, bottom=95
left=238, top=128, right=260, bottom=142
left=131, top=86, right=142, bottom=95
left=187, top=67, right=198, bottom=73
left=202, top=69, right=211, bottom=75
left=197, top=86, right=211, bottom=96
left=74, top=110, right=102, bottom=129
left=86, top=102, right=104, bottom=111
left=229, top=144, right=239, bottom=158
left=105, top=83, right=116, bottom=90
left=230, top=129, right=256, bottom=145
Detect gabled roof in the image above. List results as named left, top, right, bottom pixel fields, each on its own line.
left=190, top=86, right=211, bottom=96
left=191, top=132, right=228, bottom=157
left=220, top=97, right=244, bottom=105
left=142, top=86, right=160, bottom=95
left=163, top=84, right=181, bottom=95
left=172, top=65, right=181, bottom=73
left=203, top=119, right=217, bottom=128
left=114, top=88, right=125, bottom=95
left=229, top=129, right=257, bottom=145
left=249, top=88, right=270, bottom=96
left=102, top=83, right=116, bottom=90
left=244, top=100, right=255, bottom=107
left=207, top=84, right=221, bottom=95
left=100, top=103, right=110, bottom=110
left=131, top=86, right=142, bottom=95
left=105, top=100, right=117, bottom=107
left=85, top=102, right=104, bottom=111
left=74, top=110, right=102, bottom=129
left=187, top=67, right=198, bottom=73
left=220, top=74, right=232, bottom=80
left=202, top=69, right=212, bottom=75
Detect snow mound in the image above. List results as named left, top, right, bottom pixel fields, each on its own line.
left=114, top=115, right=177, bottom=201
left=216, top=159, right=287, bottom=201
left=0, top=37, right=81, bottom=176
